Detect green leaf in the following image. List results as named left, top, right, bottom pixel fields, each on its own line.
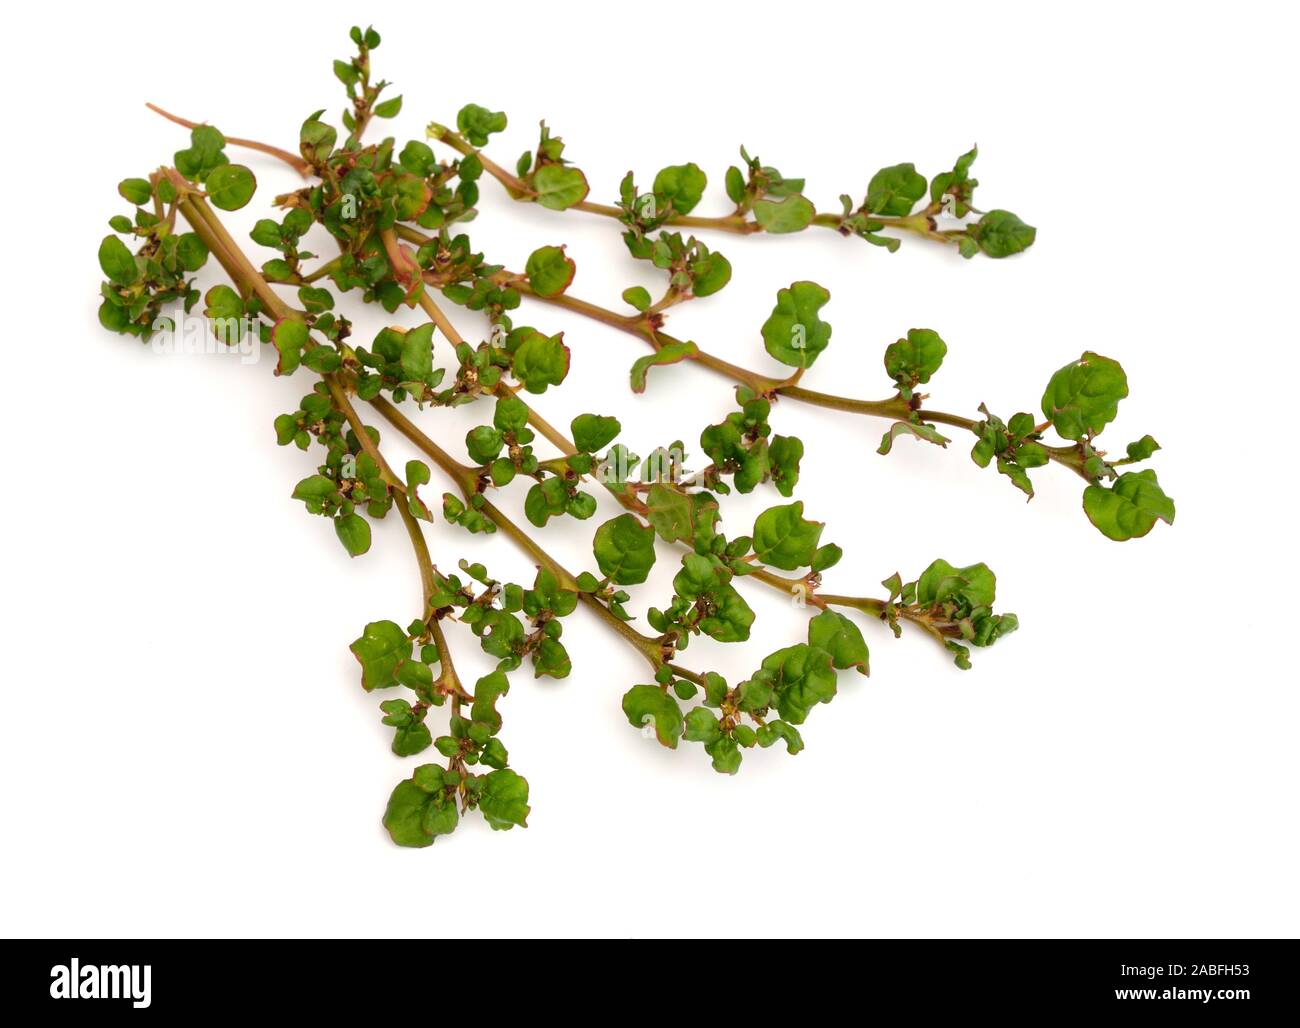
left=334, top=59, right=360, bottom=87
left=705, top=735, right=742, bottom=774
left=756, top=719, right=804, bottom=754
left=1125, top=435, right=1161, bottom=462
left=533, top=164, right=589, bottom=210
left=1041, top=351, right=1128, bottom=440
left=1083, top=470, right=1175, bottom=541
left=524, top=478, right=567, bottom=527
left=380, top=699, right=432, bottom=756
left=884, top=328, right=947, bottom=386
left=689, top=250, right=731, bottom=297
left=479, top=768, right=530, bottom=830
left=645, top=484, right=695, bottom=543
left=334, top=513, right=371, bottom=557
left=930, top=145, right=979, bottom=215
left=98, top=235, right=138, bottom=286
left=350, top=620, right=412, bottom=691
left=531, top=634, right=571, bottom=680
left=752, top=501, right=824, bottom=570
left=493, top=395, right=529, bottom=433
left=878, top=420, right=950, bottom=454
left=621, top=685, right=683, bottom=748
left=299, top=115, right=337, bottom=163
left=630, top=341, right=698, bottom=392
left=383, top=769, right=459, bottom=847
left=292, top=473, right=338, bottom=504
left=592, top=513, right=657, bottom=585
left=456, top=103, right=507, bottom=146
left=622, top=286, right=652, bottom=312
left=204, top=285, right=245, bottom=338
left=865, top=163, right=927, bottom=216
left=465, top=425, right=504, bottom=464
left=205, top=164, right=257, bottom=211
left=176, top=232, right=209, bottom=272
left=653, top=162, right=707, bottom=215
left=118, top=177, right=153, bottom=205
left=807, top=611, right=869, bottom=675
left=272, top=317, right=310, bottom=375
left=698, top=583, right=755, bottom=643
left=970, top=209, right=1036, bottom=258
left=571, top=413, right=621, bottom=453
left=768, top=434, right=803, bottom=497
left=524, top=245, right=576, bottom=297
left=398, top=140, right=436, bottom=177
left=756, top=644, right=837, bottom=725
left=479, top=738, right=509, bottom=770
left=373, top=95, right=403, bottom=118
left=175, top=124, right=228, bottom=180
left=683, top=707, right=721, bottom=745
left=759, top=282, right=832, bottom=369
left=752, top=193, right=815, bottom=233
left=470, top=670, right=510, bottom=732
left=915, top=559, right=996, bottom=609
left=761, top=281, right=831, bottom=369
left=512, top=331, right=570, bottom=392
left=725, top=165, right=746, bottom=204
left=400, top=323, right=435, bottom=381
left=404, top=460, right=432, bottom=519
left=392, top=175, right=432, bottom=220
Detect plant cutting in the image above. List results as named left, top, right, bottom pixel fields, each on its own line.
left=97, top=27, right=1173, bottom=846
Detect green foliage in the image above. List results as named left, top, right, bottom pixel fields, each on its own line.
left=752, top=194, right=816, bottom=233
left=1083, top=470, right=1176, bottom=541
left=622, top=685, right=683, bottom=748
left=884, top=329, right=947, bottom=390
left=380, top=699, right=432, bottom=756
left=457, top=103, right=507, bottom=147
left=95, top=26, right=1174, bottom=847
left=930, top=145, right=979, bottom=217
left=524, top=244, right=576, bottom=297
left=571, top=413, right=621, bottom=453
left=534, top=164, right=589, bottom=210
left=886, top=560, right=1019, bottom=669
left=175, top=125, right=229, bottom=182
left=272, top=318, right=310, bottom=375
left=384, top=763, right=528, bottom=846
left=969, top=209, right=1036, bottom=258
left=205, top=164, right=257, bottom=210
left=761, top=281, right=832, bottom=369
left=877, top=420, right=951, bottom=457
left=653, top=162, right=707, bottom=216
left=970, top=406, right=1049, bottom=498
left=98, top=235, right=139, bottom=287
left=865, top=163, right=927, bottom=216
left=752, top=501, right=825, bottom=570
left=1041, top=351, right=1128, bottom=440
left=593, top=514, right=657, bottom=585
left=699, top=386, right=802, bottom=496
left=649, top=548, right=756, bottom=646
left=510, top=329, right=570, bottom=392
left=749, top=644, right=838, bottom=725
left=350, top=620, right=413, bottom=692
left=630, top=341, right=698, bottom=392
left=807, top=611, right=869, bottom=675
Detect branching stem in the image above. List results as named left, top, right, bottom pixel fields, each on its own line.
left=147, top=104, right=312, bottom=177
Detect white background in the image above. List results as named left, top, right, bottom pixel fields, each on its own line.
left=3, top=1, right=1296, bottom=938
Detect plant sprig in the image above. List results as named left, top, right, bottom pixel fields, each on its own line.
left=98, top=26, right=1172, bottom=847
left=427, top=118, right=1035, bottom=259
